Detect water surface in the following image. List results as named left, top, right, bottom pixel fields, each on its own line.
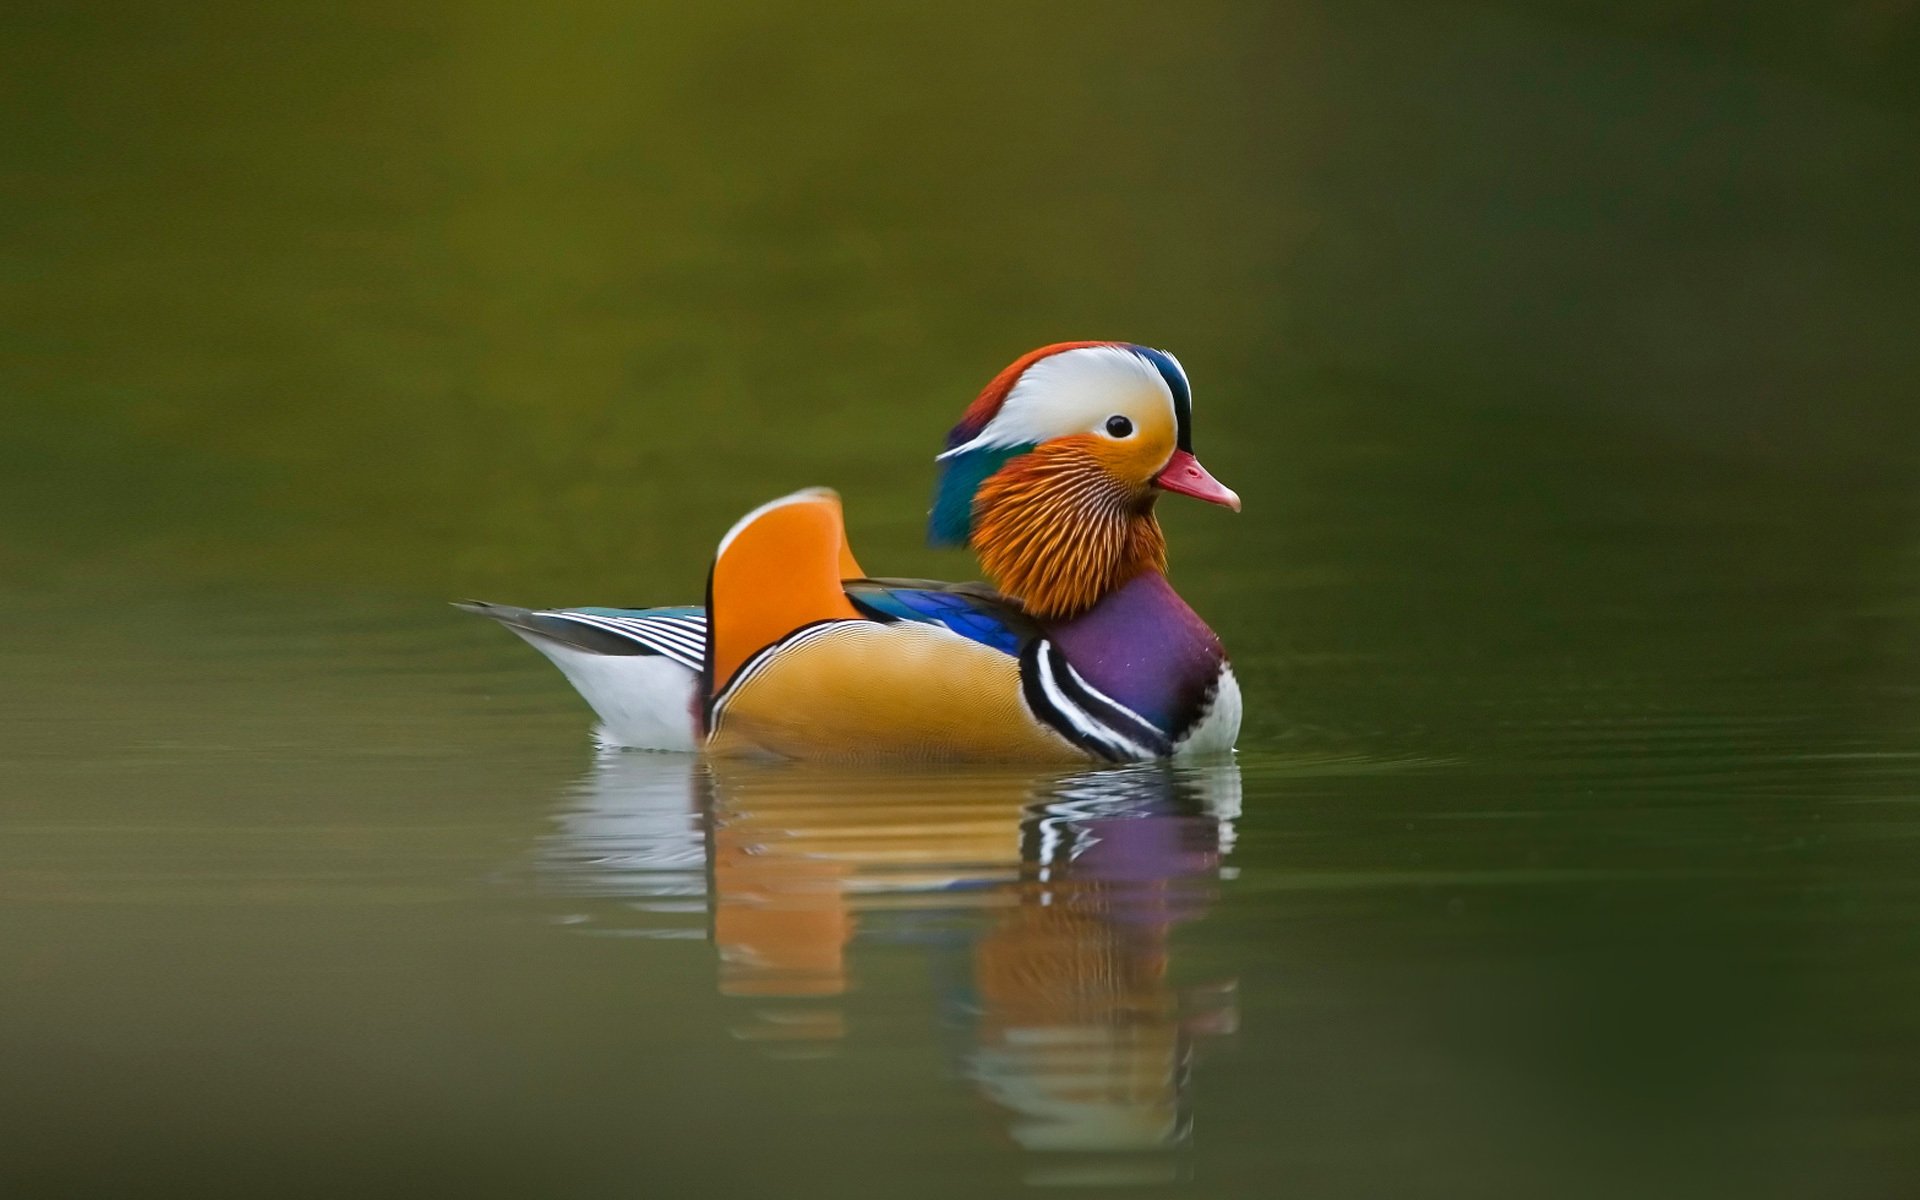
left=4, top=3, right=1920, bottom=1196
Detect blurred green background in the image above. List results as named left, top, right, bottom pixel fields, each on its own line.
left=6, top=1, right=1915, bottom=604
left=5, top=4, right=1920, bottom=1198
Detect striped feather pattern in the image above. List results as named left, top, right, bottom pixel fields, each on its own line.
left=537, top=609, right=708, bottom=671
left=1019, top=641, right=1172, bottom=762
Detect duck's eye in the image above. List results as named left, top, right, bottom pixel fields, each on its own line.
left=1105, top=415, right=1134, bottom=438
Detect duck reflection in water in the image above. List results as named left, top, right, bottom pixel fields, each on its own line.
left=537, top=753, right=1241, bottom=1173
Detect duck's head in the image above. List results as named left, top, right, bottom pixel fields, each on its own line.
left=928, top=342, right=1239, bottom=619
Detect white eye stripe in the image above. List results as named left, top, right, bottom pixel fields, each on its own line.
left=937, top=345, right=1175, bottom=460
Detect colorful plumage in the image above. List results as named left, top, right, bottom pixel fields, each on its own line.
left=462, top=341, right=1243, bottom=762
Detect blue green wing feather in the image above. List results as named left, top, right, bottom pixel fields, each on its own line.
left=843, top=579, right=1036, bottom=656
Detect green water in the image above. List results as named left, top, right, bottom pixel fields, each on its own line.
left=5, top=3, right=1920, bottom=1196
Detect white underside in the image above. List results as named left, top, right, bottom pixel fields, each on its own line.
left=1172, top=664, right=1242, bottom=759
left=516, top=633, right=701, bottom=752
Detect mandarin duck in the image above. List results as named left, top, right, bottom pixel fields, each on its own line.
left=462, top=342, right=1242, bottom=762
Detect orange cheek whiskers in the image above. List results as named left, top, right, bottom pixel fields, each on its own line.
left=970, top=441, right=1168, bottom=619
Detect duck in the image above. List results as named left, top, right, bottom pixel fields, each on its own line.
left=461, top=341, right=1243, bottom=762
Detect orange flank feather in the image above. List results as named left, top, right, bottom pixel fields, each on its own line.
left=709, top=622, right=1083, bottom=762
left=707, top=489, right=864, bottom=695
left=704, top=487, right=1086, bottom=762
left=971, top=436, right=1169, bottom=620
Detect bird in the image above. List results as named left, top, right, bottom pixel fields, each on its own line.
left=460, top=341, right=1242, bottom=763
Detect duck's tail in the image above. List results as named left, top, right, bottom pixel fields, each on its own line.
left=458, top=600, right=705, bottom=751
left=455, top=601, right=656, bottom=657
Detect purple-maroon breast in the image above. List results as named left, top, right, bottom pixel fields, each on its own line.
left=1045, top=571, right=1226, bottom=738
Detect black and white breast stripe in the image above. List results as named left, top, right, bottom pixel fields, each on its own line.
left=1019, top=640, right=1173, bottom=762
left=540, top=611, right=707, bottom=671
